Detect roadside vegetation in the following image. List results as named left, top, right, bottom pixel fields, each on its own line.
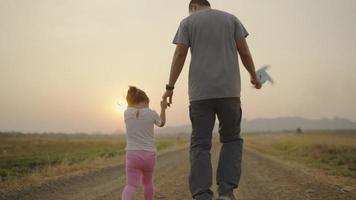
left=0, top=132, right=189, bottom=192
left=244, top=131, right=356, bottom=179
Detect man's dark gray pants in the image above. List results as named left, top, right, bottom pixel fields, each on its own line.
left=189, top=97, right=243, bottom=200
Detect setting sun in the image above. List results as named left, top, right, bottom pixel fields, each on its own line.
left=116, top=101, right=128, bottom=113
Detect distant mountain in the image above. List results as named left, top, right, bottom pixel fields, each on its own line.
left=155, top=117, right=356, bottom=134
left=155, top=124, right=194, bottom=135
left=241, top=117, right=356, bottom=132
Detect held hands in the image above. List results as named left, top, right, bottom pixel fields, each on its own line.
left=160, top=100, right=168, bottom=110
left=162, top=89, right=173, bottom=107
left=251, top=75, right=262, bottom=89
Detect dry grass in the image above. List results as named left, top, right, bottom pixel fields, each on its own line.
left=244, top=131, right=356, bottom=179
left=0, top=132, right=189, bottom=192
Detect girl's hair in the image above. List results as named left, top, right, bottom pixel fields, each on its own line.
left=126, top=86, right=149, bottom=107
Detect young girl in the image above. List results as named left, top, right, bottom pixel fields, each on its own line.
left=121, top=86, right=168, bottom=200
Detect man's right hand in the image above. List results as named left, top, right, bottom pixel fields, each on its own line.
left=162, top=90, right=174, bottom=106
left=251, top=75, right=262, bottom=89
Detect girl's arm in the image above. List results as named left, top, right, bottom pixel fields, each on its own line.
left=159, top=101, right=168, bottom=127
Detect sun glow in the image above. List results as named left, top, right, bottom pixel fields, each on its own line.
left=116, top=101, right=128, bottom=113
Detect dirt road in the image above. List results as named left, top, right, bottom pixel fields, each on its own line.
left=1, top=144, right=356, bottom=200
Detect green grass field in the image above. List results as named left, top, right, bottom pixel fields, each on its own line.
left=244, top=131, right=356, bottom=178
left=0, top=132, right=188, bottom=189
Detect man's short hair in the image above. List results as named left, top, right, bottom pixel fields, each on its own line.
left=189, top=0, right=211, bottom=11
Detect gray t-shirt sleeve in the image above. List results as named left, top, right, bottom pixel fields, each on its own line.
left=173, top=20, right=190, bottom=46
left=233, top=16, right=249, bottom=41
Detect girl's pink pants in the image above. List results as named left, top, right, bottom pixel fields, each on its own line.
left=121, top=150, right=156, bottom=200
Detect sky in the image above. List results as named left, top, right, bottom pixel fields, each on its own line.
left=0, top=0, right=356, bottom=133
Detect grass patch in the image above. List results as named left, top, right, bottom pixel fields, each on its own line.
left=0, top=134, right=126, bottom=180
left=244, top=131, right=356, bottom=178
left=0, top=132, right=189, bottom=190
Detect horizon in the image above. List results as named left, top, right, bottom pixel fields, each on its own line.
left=2, top=115, right=356, bottom=134
left=1, top=0, right=356, bottom=133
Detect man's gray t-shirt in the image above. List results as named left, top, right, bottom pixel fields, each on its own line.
left=173, top=9, right=249, bottom=102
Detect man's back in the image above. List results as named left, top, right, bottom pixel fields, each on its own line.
left=173, top=9, right=249, bottom=101
left=164, top=2, right=261, bottom=199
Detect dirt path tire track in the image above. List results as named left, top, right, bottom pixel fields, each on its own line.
left=1, top=144, right=355, bottom=200
left=237, top=149, right=356, bottom=200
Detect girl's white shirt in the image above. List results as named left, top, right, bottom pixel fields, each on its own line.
left=124, top=107, right=161, bottom=152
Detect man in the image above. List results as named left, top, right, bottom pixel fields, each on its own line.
left=162, top=0, right=262, bottom=199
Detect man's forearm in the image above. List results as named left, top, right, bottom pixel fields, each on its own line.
left=236, top=37, right=257, bottom=78
left=241, top=54, right=257, bottom=78
left=168, top=50, right=187, bottom=86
